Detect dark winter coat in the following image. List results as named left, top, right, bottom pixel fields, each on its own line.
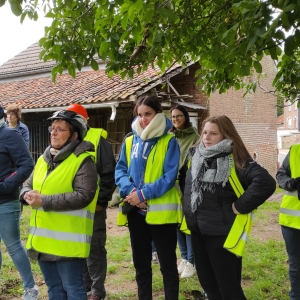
left=92, top=131, right=116, bottom=207
left=183, top=158, right=276, bottom=236
left=0, top=123, right=34, bottom=204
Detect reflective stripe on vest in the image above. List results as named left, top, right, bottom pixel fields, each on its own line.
left=84, top=127, right=107, bottom=162
left=27, top=152, right=99, bottom=258
left=223, top=162, right=255, bottom=257
left=284, top=190, right=298, bottom=196
left=279, top=144, right=300, bottom=229
left=117, top=134, right=182, bottom=226
left=29, top=225, right=92, bottom=243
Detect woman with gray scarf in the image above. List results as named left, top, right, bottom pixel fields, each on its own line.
left=183, top=115, right=276, bottom=300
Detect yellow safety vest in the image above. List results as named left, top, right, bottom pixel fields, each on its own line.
left=180, top=158, right=254, bottom=257
left=117, top=134, right=182, bottom=226
left=84, top=127, right=107, bottom=162
left=26, top=152, right=99, bottom=258
left=223, top=166, right=255, bottom=257
left=279, top=144, right=300, bottom=229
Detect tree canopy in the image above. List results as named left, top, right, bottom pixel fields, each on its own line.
left=2, top=0, right=300, bottom=99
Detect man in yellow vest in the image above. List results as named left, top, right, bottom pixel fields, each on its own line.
left=67, top=104, right=116, bottom=300
left=277, top=144, right=300, bottom=300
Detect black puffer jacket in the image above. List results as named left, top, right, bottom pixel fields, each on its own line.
left=183, top=157, right=276, bottom=236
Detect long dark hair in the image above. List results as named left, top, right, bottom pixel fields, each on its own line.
left=133, top=95, right=162, bottom=117
left=170, top=104, right=191, bottom=132
left=196, top=115, right=250, bottom=169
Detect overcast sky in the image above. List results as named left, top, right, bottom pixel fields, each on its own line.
left=0, top=4, right=51, bottom=65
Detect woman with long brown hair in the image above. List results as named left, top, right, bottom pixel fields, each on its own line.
left=183, top=115, right=276, bottom=300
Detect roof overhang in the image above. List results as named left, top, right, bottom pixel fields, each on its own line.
left=20, top=102, right=120, bottom=121
left=170, top=101, right=206, bottom=110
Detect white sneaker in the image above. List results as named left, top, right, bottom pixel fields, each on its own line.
left=177, top=259, right=187, bottom=274
left=23, top=284, right=39, bottom=300
left=181, top=262, right=196, bottom=278
left=152, top=252, right=159, bottom=264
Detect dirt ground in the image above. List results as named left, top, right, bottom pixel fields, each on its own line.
left=106, top=192, right=284, bottom=241
left=250, top=192, right=283, bottom=242
left=8, top=193, right=284, bottom=300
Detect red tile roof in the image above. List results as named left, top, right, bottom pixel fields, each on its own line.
left=0, top=43, right=55, bottom=78
left=277, top=114, right=284, bottom=124
left=0, top=43, right=187, bottom=109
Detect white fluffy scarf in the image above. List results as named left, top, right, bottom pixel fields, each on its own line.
left=189, top=139, right=233, bottom=213
left=132, top=113, right=166, bottom=140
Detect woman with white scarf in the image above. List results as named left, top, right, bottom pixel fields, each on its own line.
left=183, top=115, right=276, bottom=300
left=115, top=95, right=181, bottom=300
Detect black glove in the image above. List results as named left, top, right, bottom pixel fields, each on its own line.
left=289, top=177, right=300, bottom=189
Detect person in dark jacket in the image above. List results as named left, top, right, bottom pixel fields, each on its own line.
left=276, top=146, right=300, bottom=300
left=66, top=103, right=116, bottom=300
left=183, top=115, right=276, bottom=300
left=20, top=110, right=98, bottom=300
left=5, top=104, right=30, bottom=217
left=0, top=105, right=38, bottom=300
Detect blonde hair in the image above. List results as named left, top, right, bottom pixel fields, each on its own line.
left=6, top=104, right=22, bottom=122
left=197, top=115, right=250, bottom=169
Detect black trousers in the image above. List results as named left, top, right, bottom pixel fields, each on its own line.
left=191, top=232, right=247, bottom=300
left=127, top=212, right=179, bottom=300
left=83, top=209, right=107, bottom=299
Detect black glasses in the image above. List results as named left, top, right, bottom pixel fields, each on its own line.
left=171, top=115, right=184, bottom=120
left=48, top=126, right=69, bottom=133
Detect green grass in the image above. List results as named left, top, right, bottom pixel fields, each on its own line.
left=274, top=186, right=284, bottom=194
left=0, top=194, right=291, bottom=299
left=243, top=239, right=289, bottom=299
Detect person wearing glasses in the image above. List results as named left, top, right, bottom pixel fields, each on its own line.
left=0, top=105, right=38, bottom=300
left=20, top=110, right=98, bottom=300
left=170, top=105, right=199, bottom=279
left=115, top=95, right=182, bottom=300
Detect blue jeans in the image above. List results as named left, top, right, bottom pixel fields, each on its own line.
left=151, top=240, right=157, bottom=253
left=0, top=200, right=35, bottom=290
left=39, top=259, right=87, bottom=300
left=282, top=226, right=300, bottom=300
left=177, top=227, right=194, bottom=264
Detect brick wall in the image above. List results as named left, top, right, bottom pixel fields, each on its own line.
left=282, top=133, right=300, bottom=149
left=208, top=56, right=278, bottom=178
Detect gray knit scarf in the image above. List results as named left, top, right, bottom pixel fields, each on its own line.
left=189, top=139, right=233, bottom=213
